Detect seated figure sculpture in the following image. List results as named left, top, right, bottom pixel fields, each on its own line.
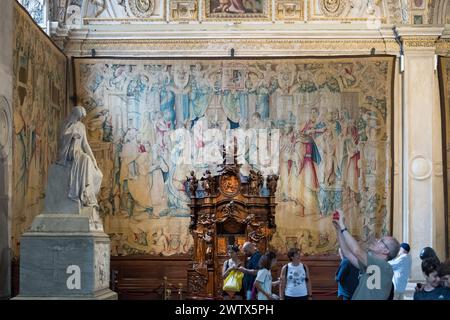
left=57, top=106, right=103, bottom=207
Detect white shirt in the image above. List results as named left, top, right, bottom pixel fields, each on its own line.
left=284, top=263, right=308, bottom=297
left=224, top=258, right=239, bottom=270
left=255, top=268, right=272, bottom=300
left=388, top=253, right=412, bottom=293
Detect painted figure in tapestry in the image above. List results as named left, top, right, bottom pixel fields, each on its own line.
left=296, top=107, right=325, bottom=217
left=11, top=6, right=68, bottom=256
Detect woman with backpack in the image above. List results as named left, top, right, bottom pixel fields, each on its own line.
left=279, top=248, right=312, bottom=300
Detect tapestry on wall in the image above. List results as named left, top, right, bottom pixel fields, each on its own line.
left=73, top=56, right=394, bottom=256
left=438, top=57, right=450, bottom=256
left=11, top=3, right=68, bottom=256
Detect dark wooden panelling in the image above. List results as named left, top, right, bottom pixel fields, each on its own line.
left=110, top=255, right=192, bottom=300
left=111, top=254, right=340, bottom=300
left=12, top=254, right=340, bottom=299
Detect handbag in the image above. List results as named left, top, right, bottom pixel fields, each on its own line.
left=223, top=270, right=244, bottom=292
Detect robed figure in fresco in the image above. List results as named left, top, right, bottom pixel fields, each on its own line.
left=296, top=108, right=325, bottom=217
left=57, top=106, right=103, bottom=207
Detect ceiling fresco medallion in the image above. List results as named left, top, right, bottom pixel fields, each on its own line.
left=319, top=0, right=349, bottom=17
left=126, top=0, right=155, bottom=18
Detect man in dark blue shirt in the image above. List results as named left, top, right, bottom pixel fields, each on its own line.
left=238, top=242, right=261, bottom=300
left=414, top=257, right=450, bottom=300
left=335, top=249, right=360, bottom=300
left=414, top=286, right=450, bottom=300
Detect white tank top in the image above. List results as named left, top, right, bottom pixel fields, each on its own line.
left=285, top=263, right=308, bottom=297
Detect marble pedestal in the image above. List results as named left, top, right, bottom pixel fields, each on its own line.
left=15, top=164, right=117, bottom=299
left=17, top=231, right=116, bottom=299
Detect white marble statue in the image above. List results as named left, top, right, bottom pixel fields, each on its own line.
left=57, top=106, right=103, bottom=207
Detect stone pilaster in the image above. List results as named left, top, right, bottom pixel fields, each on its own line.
left=398, top=26, right=446, bottom=280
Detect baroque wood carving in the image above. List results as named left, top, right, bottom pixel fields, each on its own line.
left=186, top=160, right=278, bottom=298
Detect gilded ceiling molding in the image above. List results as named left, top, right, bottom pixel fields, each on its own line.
left=67, top=38, right=399, bottom=54
left=402, top=36, right=439, bottom=48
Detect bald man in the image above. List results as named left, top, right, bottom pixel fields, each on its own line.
left=238, top=242, right=261, bottom=300
left=333, top=210, right=400, bottom=300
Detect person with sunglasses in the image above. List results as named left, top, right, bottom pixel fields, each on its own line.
left=332, top=210, right=400, bottom=300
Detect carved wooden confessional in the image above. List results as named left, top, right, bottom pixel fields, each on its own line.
left=185, top=159, right=279, bottom=299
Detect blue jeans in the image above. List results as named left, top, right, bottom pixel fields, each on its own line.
left=246, top=290, right=253, bottom=300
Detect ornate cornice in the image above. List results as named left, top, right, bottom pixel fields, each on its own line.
left=64, top=38, right=399, bottom=56
left=402, top=36, right=439, bottom=48
left=396, top=26, right=444, bottom=50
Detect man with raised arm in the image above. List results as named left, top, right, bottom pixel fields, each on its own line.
left=332, top=210, right=400, bottom=300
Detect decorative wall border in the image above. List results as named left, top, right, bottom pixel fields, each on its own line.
left=64, top=38, right=400, bottom=56
left=403, top=36, right=439, bottom=48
